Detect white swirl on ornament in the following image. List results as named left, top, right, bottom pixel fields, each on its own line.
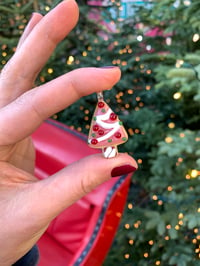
left=96, top=109, right=112, bottom=121
left=95, top=110, right=120, bottom=142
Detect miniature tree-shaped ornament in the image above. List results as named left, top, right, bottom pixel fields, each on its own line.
left=88, top=92, right=128, bottom=158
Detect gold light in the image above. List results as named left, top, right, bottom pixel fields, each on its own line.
left=165, top=136, right=173, bottom=143
left=47, top=68, right=53, bottom=74
left=175, top=59, right=184, bottom=68
left=124, top=253, right=130, bottom=259
left=178, top=213, right=184, bottom=219
left=129, top=239, right=134, bottom=245
left=152, top=195, right=158, bottom=200
left=125, top=223, right=130, bottom=229
left=128, top=203, right=133, bottom=209
left=190, top=169, right=199, bottom=178
left=67, top=55, right=74, bottom=65
left=173, top=92, right=182, bottom=100
left=168, top=122, right=175, bottom=128
left=149, top=240, right=154, bottom=245
left=193, top=33, right=200, bottom=42
left=167, top=186, right=173, bottom=191
left=82, top=51, right=87, bottom=56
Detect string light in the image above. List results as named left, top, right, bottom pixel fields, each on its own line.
left=128, top=128, right=134, bottom=135
left=183, top=0, right=191, bottom=6
left=2, top=52, right=7, bottom=57
left=166, top=37, right=172, bottom=45
left=67, top=55, right=74, bottom=65
left=165, top=136, right=173, bottom=143
left=185, top=174, right=190, bottom=180
left=178, top=213, right=184, bottom=219
left=155, top=261, right=161, bottom=265
left=47, top=68, right=53, bottom=74
left=192, top=239, right=197, bottom=244
left=193, top=33, right=199, bottom=42
left=152, top=195, right=158, bottom=200
left=158, top=200, right=163, bottom=206
left=146, top=69, right=152, bottom=74
left=82, top=51, right=87, bottom=56
left=133, top=220, right=142, bottom=228
left=149, top=240, right=154, bottom=245
left=179, top=132, right=185, bottom=138
left=175, top=59, right=184, bottom=68
left=125, top=223, right=130, bottom=229
left=145, top=85, right=151, bottom=90
left=128, top=203, right=133, bottom=209
left=178, top=220, right=184, bottom=226
left=166, top=224, right=171, bottom=230
left=173, top=92, right=182, bottom=99
left=127, top=89, right=134, bottom=94
left=137, top=35, right=143, bottom=42
left=168, top=122, right=175, bottom=128
left=45, top=6, right=50, bottom=11
left=175, top=225, right=180, bottom=230
left=40, top=76, right=45, bottom=83
left=190, top=169, right=199, bottom=178
left=124, top=253, right=130, bottom=259
left=167, top=186, right=173, bottom=191
left=84, top=116, right=89, bottom=121
left=129, top=239, right=134, bottom=245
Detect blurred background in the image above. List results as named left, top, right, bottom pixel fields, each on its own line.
left=0, top=0, right=199, bottom=265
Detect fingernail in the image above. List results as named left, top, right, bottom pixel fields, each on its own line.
left=100, top=66, right=119, bottom=69
left=111, top=164, right=137, bottom=178
left=29, top=12, right=37, bottom=20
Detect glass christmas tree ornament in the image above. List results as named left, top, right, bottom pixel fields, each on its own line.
left=88, top=92, right=128, bottom=158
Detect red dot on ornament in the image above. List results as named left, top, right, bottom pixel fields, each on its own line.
left=110, top=112, right=117, bottom=120
left=98, top=101, right=105, bottom=108
left=98, top=129, right=104, bottom=136
left=93, top=124, right=99, bottom=131
left=91, top=139, right=98, bottom=145
left=115, top=132, right=121, bottom=138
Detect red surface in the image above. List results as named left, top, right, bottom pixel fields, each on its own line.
left=32, top=119, right=131, bottom=266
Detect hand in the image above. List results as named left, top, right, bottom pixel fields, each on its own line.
left=0, top=0, right=137, bottom=265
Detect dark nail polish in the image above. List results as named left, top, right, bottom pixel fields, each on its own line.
left=111, top=164, right=137, bottom=178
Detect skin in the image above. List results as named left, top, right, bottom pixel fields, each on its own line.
left=0, top=0, right=137, bottom=265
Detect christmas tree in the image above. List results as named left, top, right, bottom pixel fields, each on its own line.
left=0, top=0, right=199, bottom=265
left=104, top=1, right=200, bottom=265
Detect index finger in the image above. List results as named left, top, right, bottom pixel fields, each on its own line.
left=0, top=67, right=121, bottom=146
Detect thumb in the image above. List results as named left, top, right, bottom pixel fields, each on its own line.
left=36, top=153, right=137, bottom=221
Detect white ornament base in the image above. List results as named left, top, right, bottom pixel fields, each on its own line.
left=102, top=146, right=118, bottom=158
